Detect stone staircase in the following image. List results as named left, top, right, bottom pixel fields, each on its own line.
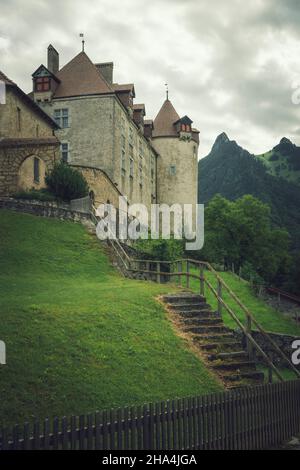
left=162, top=293, right=265, bottom=389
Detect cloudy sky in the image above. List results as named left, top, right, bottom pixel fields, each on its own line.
left=1, top=0, right=300, bottom=157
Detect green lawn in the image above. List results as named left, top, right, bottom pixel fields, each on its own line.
left=189, top=268, right=300, bottom=335
left=0, top=210, right=221, bottom=427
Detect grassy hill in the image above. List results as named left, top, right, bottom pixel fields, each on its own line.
left=0, top=210, right=221, bottom=427
left=256, top=138, right=300, bottom=186
left=1, top=210, right=299, bottom=427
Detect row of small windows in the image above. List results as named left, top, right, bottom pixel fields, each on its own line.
left=121, top=152, right=155, bottom=187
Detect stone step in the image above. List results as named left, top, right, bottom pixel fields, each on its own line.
left=193, top=332, right=235, bottom=342
left=181, top=317, right=223, bottom=326
left=206, top=351, right=248, bottom=361
left=220, top=370, right=265, bottom=383
left=163, top=294, right=206, bottom=304
left=175, top=309, right=217, bottom=318
left=185, top=325, right=231, bottom=335
left=169, top=303, right=211, bottom=312
left=197, top=341, right=243, bottom=352
left=211, top=360, right=257, bottom=372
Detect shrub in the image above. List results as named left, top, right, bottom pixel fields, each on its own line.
left=12, top=189, right=57, bottom=202
left=134, top=237, right=185, bottom=261
left=45, top=162, right=89, bottom=201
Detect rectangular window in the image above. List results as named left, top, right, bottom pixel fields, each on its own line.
left=61, top=143, right=69, bottom=162
left=129, top=127, right=133, bottom=145
left=33, top=157, right=40, bottom=183
left=121, top=134, right=126, bottom=150
left=17, top=107, right=21, bottom=132
left=54, top=109, right=69, bottom=128
left=35, top=77, right=50, bottom=92
left=170, top=165, right=176, bottom=176
left=121, top=117, right=126, bottom=135
left=129, top=157, right=134, bottom=178
left=121, top=149, right=126, bottom=175
left=139, top=157, right=143, bottom=186
left=139, top=139, right=143, bottom=157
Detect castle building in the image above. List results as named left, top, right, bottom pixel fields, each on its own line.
left=30, top=45, right=199, bottom=217
left=0, top=70, right=60, bottom=196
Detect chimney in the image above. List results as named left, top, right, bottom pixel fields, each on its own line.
left=47, top=44, right=59, bottom=75
left=95, top=62, right=113, bottom=84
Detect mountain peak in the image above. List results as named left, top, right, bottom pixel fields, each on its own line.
left=279, top=137, right=293, bottom=145
left=216, top=132, right=230, bottom=144
left=211, top=132, right=231, bottom=152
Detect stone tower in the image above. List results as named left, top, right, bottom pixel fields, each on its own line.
left=151, top=98, right=199, bottom=227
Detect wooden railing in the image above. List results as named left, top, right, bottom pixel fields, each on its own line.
left=1, top=380, right=300, bottom=450
left=90, top=207, right=300, bottom=383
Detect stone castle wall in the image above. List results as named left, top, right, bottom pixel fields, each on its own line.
left=39, top=94, right=157, bottom=212
left=0, top=89, right=54, bottom=139
left=151, top=137, right=198, bottom=230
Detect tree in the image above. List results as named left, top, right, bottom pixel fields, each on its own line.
left=198, top=194, right=290, bottom=283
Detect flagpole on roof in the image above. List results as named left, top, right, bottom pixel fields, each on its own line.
left=165, top=82, right=169, bottom=100
left=79, top=33, right=85, bottom=52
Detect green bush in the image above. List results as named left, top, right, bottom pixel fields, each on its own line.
left=45, top=162, right=89, bottom=201
left=134, top=237, right=185, bottom=261
left=12, top=189, right=57, bottom=202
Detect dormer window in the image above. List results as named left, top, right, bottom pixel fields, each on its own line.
left=35, top=77, right=50, bottom=92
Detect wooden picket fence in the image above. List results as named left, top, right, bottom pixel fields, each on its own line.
left=1, top=380, right=300, bottom=450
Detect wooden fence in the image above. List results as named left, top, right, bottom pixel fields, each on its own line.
left=1, top=380, right=300, bottom=450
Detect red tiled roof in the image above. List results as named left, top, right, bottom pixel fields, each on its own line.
left=53, top=52, right=113, bottom=98
left=152, top=99, right=180, bottom=138
left=113, top=83, right=135, bottom=92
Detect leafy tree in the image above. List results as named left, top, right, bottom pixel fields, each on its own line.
left=45, top=162, right=89, bottom=201
left=198, top=194, right=290, bottom=284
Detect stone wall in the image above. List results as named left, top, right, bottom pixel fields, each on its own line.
left=39, top=94, right=157, bottom=212
left=234, top=329, right=300, bottom=368
left=0, top=197, right=92, bottom=224
left=151, top=136, right=198, bottom=229
left=0, top=143, right=59, bottom=196
left=0, top=88, right=55, bottom=139
left=71, top=165, right=123, bottom=210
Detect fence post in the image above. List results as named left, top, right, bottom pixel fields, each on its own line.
left=186, top=261, right=190, bottom=288
left=156, top=262, right=160, bottom=284
left=268, top=367, right=273, bottom=384
left=200, top=264, right=205, bottom=296
left=217, top=280, right=222, bottom=316
left=178, top=262, right=182, bottom=286
left=246, top=314, right=253, bottom=360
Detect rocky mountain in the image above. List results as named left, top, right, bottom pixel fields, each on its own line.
left=198, top=134, right=300, bottom=250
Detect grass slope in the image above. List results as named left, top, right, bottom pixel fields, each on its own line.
left=0, top=210, right=221, bottom=426
left=190, top=270, right=300, bottom=335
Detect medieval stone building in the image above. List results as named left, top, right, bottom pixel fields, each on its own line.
left=30, top=45, right=199, bottom=214
left=0, top=71, right=59, bottom=196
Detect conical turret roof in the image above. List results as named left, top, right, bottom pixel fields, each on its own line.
left=152, top=99, right=180, bottom=137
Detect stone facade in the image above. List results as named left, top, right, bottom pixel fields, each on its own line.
left=38, top=94, right=157, bottom=212
left=0, top=142, right=58, bottom=195
left=152, top=137, right=198, bottom=210
left=0, top=87, right=55, bottom=139
left=70, top=164, right=123, bottom=210
left=30, top=47, right=200, bottom=219
left=0, top=81, right=59, bottom=196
